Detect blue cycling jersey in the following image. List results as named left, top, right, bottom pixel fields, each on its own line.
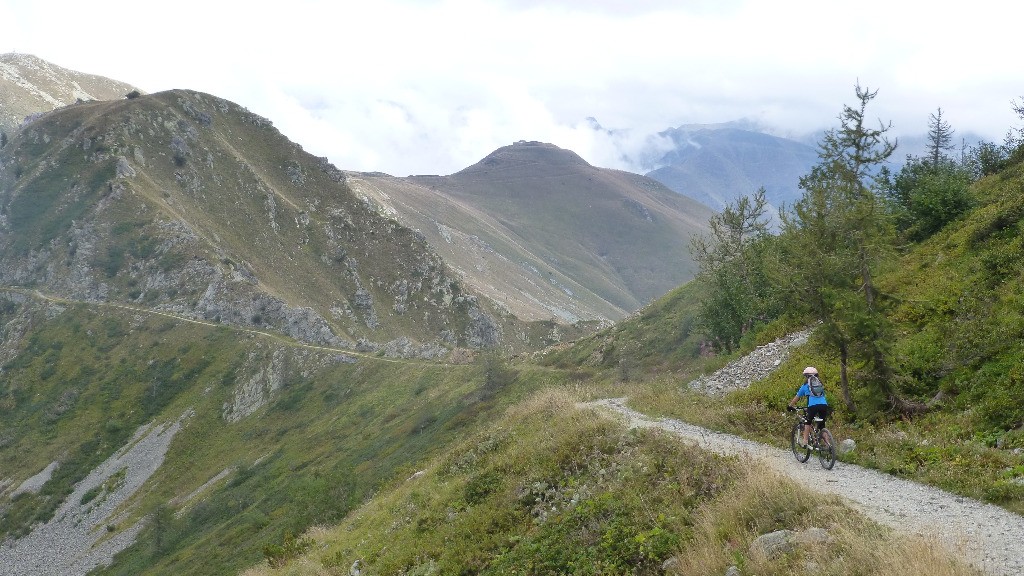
left=796, top=382, right=828, bottom=406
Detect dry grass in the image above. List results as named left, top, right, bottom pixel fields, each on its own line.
left=667, top=465, right=981, bottom=576
left=502, top=385, right=583, bottom=420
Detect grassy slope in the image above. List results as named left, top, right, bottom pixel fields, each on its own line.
left=243, top=390, right=977, bottom=576
left=536, top=280, right=718, bottom=377
left=2, top=288, right=975, bottom=575
left=0, top=294, right=546, bottom=575
left=347, top=172, right=629, bottom=323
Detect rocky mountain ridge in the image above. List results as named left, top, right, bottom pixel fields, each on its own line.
left=1, top=54, right=716, bottom=350
left=0, top=88, right=519, bottom=356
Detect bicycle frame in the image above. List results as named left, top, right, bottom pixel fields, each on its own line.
left=790, top=407, right=836, bottom=470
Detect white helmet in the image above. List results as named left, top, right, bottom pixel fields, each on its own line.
left=802, top=366, right=819, bottom=376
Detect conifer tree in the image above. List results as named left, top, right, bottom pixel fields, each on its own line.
left=882, top=108, right=974, bottom=241
left=691, top=187, right=775, bottom=352
left=780, top=83, right=904, bottom=414
left=926, top=107, right=955, bottom=168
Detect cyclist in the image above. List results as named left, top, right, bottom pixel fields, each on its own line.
left=787, top=366, right=828, bottom=448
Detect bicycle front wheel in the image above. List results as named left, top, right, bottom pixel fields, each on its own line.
left=817, top=428, right=836, bottom=470
left=791, top=422, right=810, bottom=463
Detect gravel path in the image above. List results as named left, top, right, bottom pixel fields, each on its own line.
left=591, top=398, right=1024, bottom=576
left=588, top=329, right=1024, bottom=576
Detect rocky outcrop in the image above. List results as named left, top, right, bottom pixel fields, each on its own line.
left=9, top=462, right=59, bottom=497
left=221, top=345, right=359, bottom=423
left=222, top=347, right=287, bottom=423
left=748, top=527, right=830, bottom=561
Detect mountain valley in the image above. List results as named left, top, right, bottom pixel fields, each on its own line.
left=2, top=54, right=1022, bottom=576
left=0, top=55, right=718, bottom=574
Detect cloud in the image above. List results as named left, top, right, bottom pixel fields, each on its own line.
left=5, top=0, right=1024, bottom=176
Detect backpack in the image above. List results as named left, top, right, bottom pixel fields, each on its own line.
left=808, top=375, right=825, bottom=397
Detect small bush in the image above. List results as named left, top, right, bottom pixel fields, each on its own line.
left=170, top=135, right=188, bottom=166
left=262, top=531, right=313, bottom=568
left=80, top=485, right=103, bottom=505
left=464, top=469, right=503, bottom=505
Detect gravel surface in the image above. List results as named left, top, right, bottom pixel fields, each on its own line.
left=589, top=330, right=1024, bottom=576
left=687, top=329, right=812, bottom=395
left=10, top=461, right=59, bottom=497
left=0, top=411, right=189, bottom=576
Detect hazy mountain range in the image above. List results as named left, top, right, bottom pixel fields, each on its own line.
left=644, top=122, right=820, bottom=213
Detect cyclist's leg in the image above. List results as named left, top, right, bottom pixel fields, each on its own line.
left=807, top=405, right=828, bottom=444
left=820, top=427, right=833, bottom=447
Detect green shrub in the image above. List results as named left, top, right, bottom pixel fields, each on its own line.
left=262, top=531, right=313, bottom=569
left=80, top=485, right=103, bottom=505
left=464, top=469, right=504, bottom=505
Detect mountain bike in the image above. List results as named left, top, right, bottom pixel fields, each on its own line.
left=789, top=406, right=836, bottom=470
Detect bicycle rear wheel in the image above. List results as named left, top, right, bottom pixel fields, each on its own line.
left=817, top=428, right=836, bottom=470
left=791, top=422, right=810, bottom=463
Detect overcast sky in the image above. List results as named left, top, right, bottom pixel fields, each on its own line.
left=4, top=0, right=1022, bottom=176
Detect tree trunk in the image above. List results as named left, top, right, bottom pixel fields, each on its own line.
left=839, top=340, right=856, bottom=413
left=859, top=244, right=877, bottom=312
left=890, top=393, right=929, bottom=417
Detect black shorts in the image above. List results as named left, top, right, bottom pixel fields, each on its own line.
left=806, top=404, right=829, bottom=428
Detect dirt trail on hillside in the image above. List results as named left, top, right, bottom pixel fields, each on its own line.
left=591, top=398, right=1024, bottom=576
left=588, top=342, right=1024, bottom=576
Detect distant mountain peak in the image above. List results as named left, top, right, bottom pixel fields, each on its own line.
left=0, top=52, right=141, bottom=135
left=667, top=118, right=766, bottom=134
left=368, top=139, right=716, bottom=321
left=457, top=141, right=591, bottom=177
